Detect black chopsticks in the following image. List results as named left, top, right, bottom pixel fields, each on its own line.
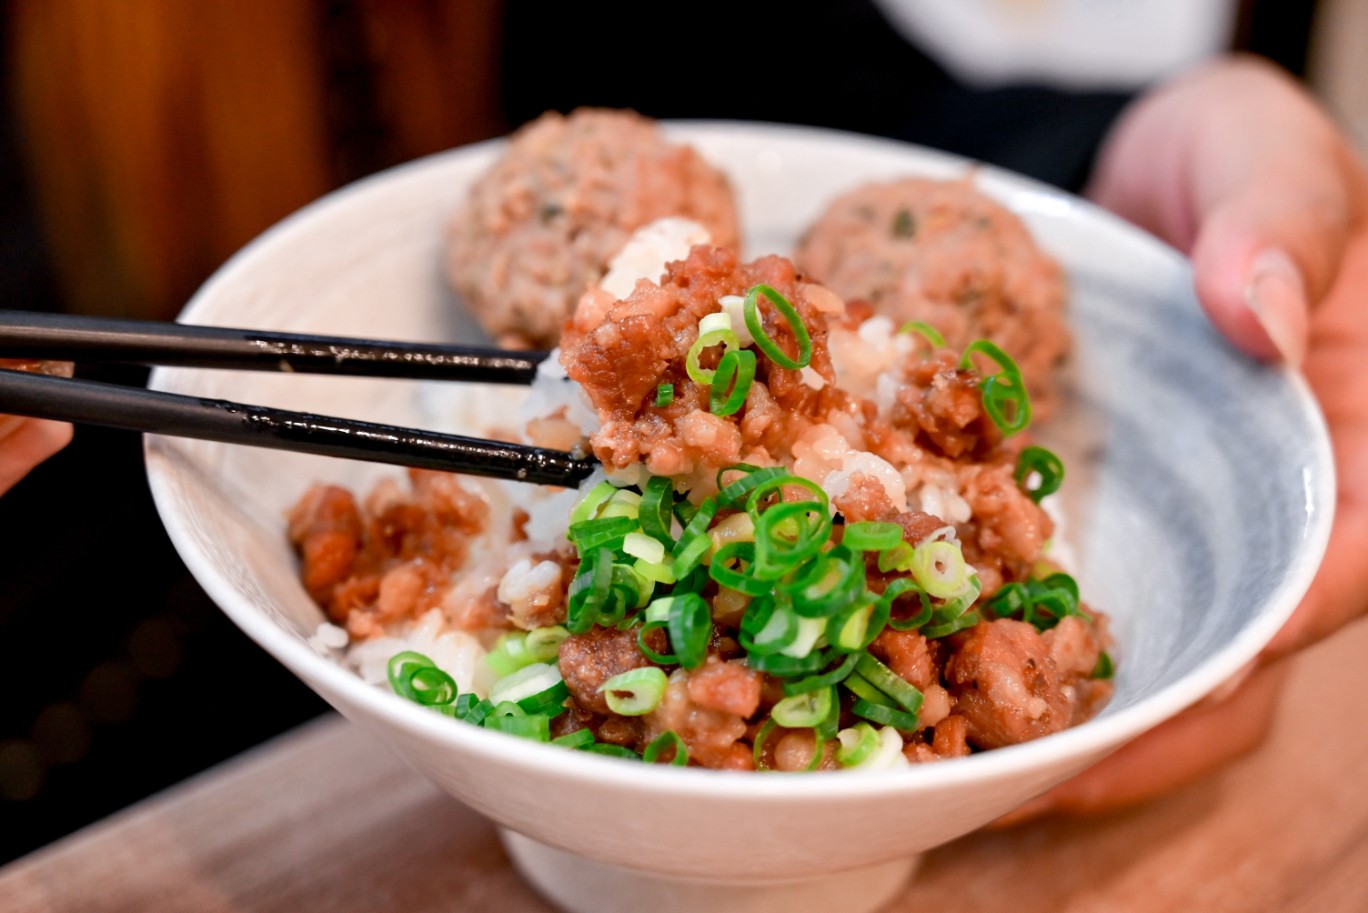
left=0, top=309, right=549, bottom=383
left=0, top=311, right=597, bottom=487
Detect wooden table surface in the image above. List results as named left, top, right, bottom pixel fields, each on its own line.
left=4, top=622, right=1368, bottom=913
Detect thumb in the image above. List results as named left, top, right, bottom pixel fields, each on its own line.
left=1088, top=56, right=1362, bottom=367
left=1188, top=149, right=1352, bottom=367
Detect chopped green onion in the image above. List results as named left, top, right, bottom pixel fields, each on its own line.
left=585, top=743, right=641, bottom=760
left=485, top=632, right=531, bottom=678
left=568, top=515, right=636, bottom=551
left=598, top=666, right=669, bottom=716
left=664, top=593, right=711, bottom=669
left=842, top=671, right=895, bottom=707
left=909, top=540, right=973, bottom=599
left=788, top=548, right=865, bottom=618
left=460, top=698, right=495, bottom=727
left=638, top=475, right=676, bottom=547
left=836, top=722, right=881, bottom=767
left=551, top=729, right=596, bottom=749
left=1015, top=445, right=1064, bottom=503
left=752, top=718, right=780, bottom=771
left=877, top=541, right=916, bottom=573
left=841, top=521, right=904, bottom=552
left=525, top=625, right=569, bottom=662
left=921, top=609, right=982, bottom=639
left=408, top=665, right=458, bottom=706
left=599, top=489, right=643, bottom=520
left=850, top=698, right=919, bottom=730
left=708, top=541, right=772, bottom=597
left=898, top=320, right=946, bottom=349
left=490, top=662, right=563, bottom=707
left=771, top=687, right=835, bottom=728
left=739, top=596, right=799, bottom=656
left=779, top=615, right=828, bottom=659
left=754, top=499, right=831, bottom=579
left=1092, top=651, right=1115, bottom=680
left=743, top=284, right=812, bottom=370
left=655, top=383, right=674, bottom=407
left=670, top=496, right=719, bottom=577
left=686, top=312, right=741, bottom=384
left=746, top=650, right=830, bottom=676
left=709, top=349, right=756, bottom=416
left=566, top=547, right=613, bottom=634
left=782, top=650, right=859, bottom=696
left=960, top=339, right=1031, bottom=436
left=623, top=531, right=666, bottom=565
left=854, top=653, right=924, bottom=717
left=636, top=619, right=678, bottom=665
left=892, top=208, right=917, bottom=238
left=569, top=480, right=618, bottom=526
left=880, top=578, right=934, bottom=632
left=484, top=711, right=552, bottom=742
left=827, top=595, right=887, bottom=652
left=744, top=469, right=830, bottom=518
left=643, top=730, right=690, bottom=766
left=387, top=651, right=457, bottom=706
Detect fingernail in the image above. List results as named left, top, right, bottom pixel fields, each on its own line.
left=1244, top=249, right=1308, bottom=367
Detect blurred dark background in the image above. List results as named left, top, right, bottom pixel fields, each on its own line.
left=0, top=0, right=1341, bottom=864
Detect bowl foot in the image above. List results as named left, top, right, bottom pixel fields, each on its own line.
left=500, top=828, right=919, bottom=913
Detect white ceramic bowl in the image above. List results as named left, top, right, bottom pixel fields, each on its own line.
left=146, top=122, right=1334, bottom=913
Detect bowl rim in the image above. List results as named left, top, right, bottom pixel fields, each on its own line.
left=147, top=119, right=1336, bottom=800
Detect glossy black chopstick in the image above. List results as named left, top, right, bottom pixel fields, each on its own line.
left=0, top=309, right=549, bottom=384
left=0, top=369, right=596, bottom=486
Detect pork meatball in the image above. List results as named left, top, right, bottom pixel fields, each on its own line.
left=794, top=177, right=1070, bottom=415
left=446, top=108, right=741, bottom=348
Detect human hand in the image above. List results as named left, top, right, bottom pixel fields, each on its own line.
left=0, top=360, right=73, bottom=495
left=1006, top=54, right=1368, bottom=820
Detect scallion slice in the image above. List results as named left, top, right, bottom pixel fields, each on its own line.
left=836, top=722, right=881, bottom=767
left=489, top=662, right=564, bottom=708
left=638, top=475, right=676, bottom=547
left=782, top=650, right=859, bottom=696
left=664, top=592, right=711, bottom=669
left=708, top=541, right=772, bottom=597
left=484, top=711, right=552, bottom=742
left=739, top=596, right=799, bottom=656
left=850, top=698, right=919, bottom=731
left=568, top=515, right=636, bottom=552
left=743, top=283, right=812, bottom=370
left=960, top=339, right=1031, bottom=436
left=566, top=547, right=613, bottom=634
left=921, top=609, right=982, bottom=639
left=854, top=653, right=924, bottom=717
left=686, top=312, right=741, bottom=384
left=909, top=540, right=973, bottom=599
left=709, top=349, right=756, bottom=416
left=1092, top=650, right=1115, bottom=680
left=898, top=321, right=946, bottom=349
left=655, top=383, right=674, bottom=408
left=585, top=744, right=642, bottom=760
left=623, top=530, right=666, bottom=565
left=387, top=651, right=457, bottom=707
left=551, top=729, right=596, bottom=750
left=841, top=521, right=904, bottom=552
left=569, top=481, right=618, bottom=526
left=880, top=578, right=934, bottom=632
left=771, top=687, right=835, bottom=728
left=643, top=730, right=690, bottom=766
left=598, top=666, right=669, bottom=716
left=1015, top=445, right=1064, bottom=503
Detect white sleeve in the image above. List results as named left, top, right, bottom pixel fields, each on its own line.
left=871, top=0, right=1240, bottom=90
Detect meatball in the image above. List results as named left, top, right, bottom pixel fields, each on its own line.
left=794, top=177, right=1070, bottom=415
left=446, top=108, right=741, bottom=348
